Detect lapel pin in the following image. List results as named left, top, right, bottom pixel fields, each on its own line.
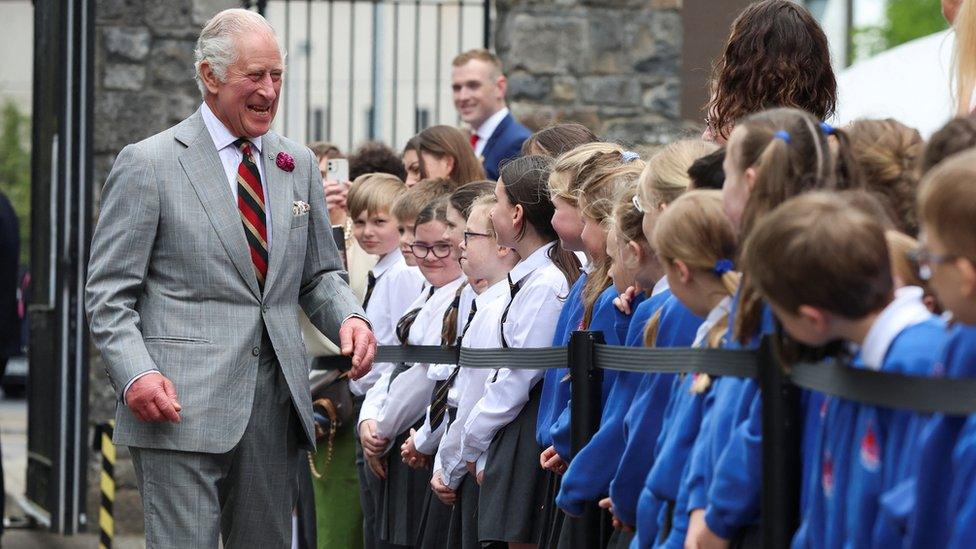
left=276, top=151, right=295, bottom=172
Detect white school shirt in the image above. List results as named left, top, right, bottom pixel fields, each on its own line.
left=413, top=279, right=509, bottom=460
left=434, top=278, right=511, bottom=488
left=374, top=276, right=467, bottom=443
left=856, top=286, right=932, bottom=370
left=457, top=242, right=569, bottom=465
left=349, top=249, right=425, bottom=396
left=691, top=296, right=733, bottom=348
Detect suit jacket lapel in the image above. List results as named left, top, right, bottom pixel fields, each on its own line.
left=480, top=113, right=512, bottom=161
left=176, top=113, right=262, bottom=299
left=261, top=132, right=292, bottom=294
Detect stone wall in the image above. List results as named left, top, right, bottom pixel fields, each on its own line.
left=496, top=0, right=697, bottom=148
left=89, top=0, right=237, bottom=534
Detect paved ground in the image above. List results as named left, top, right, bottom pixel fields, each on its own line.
left=0, top=395, right=144, bottom=548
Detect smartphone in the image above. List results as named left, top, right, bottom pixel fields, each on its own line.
left=326, top=158, right=349, bottom=183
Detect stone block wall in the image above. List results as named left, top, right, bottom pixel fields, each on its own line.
left=496, top=0, right=698, bottom=148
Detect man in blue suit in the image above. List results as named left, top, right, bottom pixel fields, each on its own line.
left=451, top=49, right=531, bottom=180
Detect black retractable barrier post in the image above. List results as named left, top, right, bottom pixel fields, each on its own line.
left=568, top=330, right=605, bottom=549
left=758, top=336, right=801, bottom=549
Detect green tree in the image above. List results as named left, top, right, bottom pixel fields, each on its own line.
left=853, top=0, right=949, bottom=63
left=0, top=101, right=31, bottom=266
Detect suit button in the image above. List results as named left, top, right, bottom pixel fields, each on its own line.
left=252, top=347, right=260, bottom=356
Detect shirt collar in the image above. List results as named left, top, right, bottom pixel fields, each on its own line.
left=475, top=107, right=510, bottom=140
left=372, top=248, right=404, bottom=278
left=858, top=286, right=933, bottom=370
left=200, top=102, right=263, bottom=155
left=476, top=278, right=511, bottom=308
left=509, top=241, right=557, bottom=285
left=693, top=296, right=733, bottom=347
left=651, top=276, right=670, bottom=297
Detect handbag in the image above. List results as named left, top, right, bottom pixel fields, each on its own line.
left=307, top=366, right=355, bottom=479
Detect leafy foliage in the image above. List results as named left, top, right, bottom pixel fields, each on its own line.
left=852, top=0, right=949, bottom=63
left=0, top=101, right=30, bottom=266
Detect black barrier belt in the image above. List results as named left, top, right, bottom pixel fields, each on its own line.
left=372, top=343, right=976, bottom=415
left=789, top=361, right=976, bottom=415
left=593, top=344, right=759, bottom=378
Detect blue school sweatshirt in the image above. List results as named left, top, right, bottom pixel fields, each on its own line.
left=845, top=317, right=945, bottom=549
left=536, top=272, right=587, bottom=450
left=551, top=285, right=630, bottom=462
left=555, top=289, right=658, bottom=516
left=606, top=297, right=701, bottom=545
left=907, top=323, right=976, bottom=549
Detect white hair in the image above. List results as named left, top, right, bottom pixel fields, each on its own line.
left=193, top=8, right=287, bottom=97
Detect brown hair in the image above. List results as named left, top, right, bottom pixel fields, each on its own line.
left=347, top=173, right=406, bottom=219
left=499, top=155, right=582, bottom=288
left=391, top=177, right=454, bottom=223
left=731, top=107, right=862, bottom=342
left=646, top=191, right=739, bottom=354
left=918, top=148, right=976, bottom=260
left=452, top=48, right=504, bottom=78
left=309, top=141, right=343, bottom=162
left=349, top=141, right=408, bottom=181
left=522, top=123, right=599, bottom=157
left=687, top=147, right=726, bottom=190
left=846, top=119, right=923, bottom=235
left=549, top=142, right=626, bottom=206
left=638, top=140, right=718, bottom=210
left=578, top=156, right=646, bottom=327
left=922, top=115, right=976, bottom=173
left=706, top=0, right=836, bottom=140
left=417, top=125, right=486, bottom=185
left=741, top=192, right=892, bottom=321
left=449, top=180, right=496, bottom=219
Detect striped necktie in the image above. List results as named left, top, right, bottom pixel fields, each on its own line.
left=234, top=138, right=268, bottom=289
left=429, top=299, right=478, bottom=430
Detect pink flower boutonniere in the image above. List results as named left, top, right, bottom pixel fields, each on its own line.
left=276, top=151, right=295, bottom=172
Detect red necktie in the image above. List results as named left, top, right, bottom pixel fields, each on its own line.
left=470, top=133, right=479, bottom=149
left=234, top=139, right=269, bottom=289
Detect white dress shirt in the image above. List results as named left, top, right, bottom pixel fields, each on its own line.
left=473, top=107, right=510, bottom=157
left=456, top=242, right=569, bottom=466
left=369, top=276, right=467, bottom=444
left=432, top=278, right=510, bottom=487
left=349, top=249, right=425, bottom=396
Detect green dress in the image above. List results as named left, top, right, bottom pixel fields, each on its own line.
left=311, top=423, right=364, bottom=549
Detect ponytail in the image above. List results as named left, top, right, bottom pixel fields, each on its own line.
left=643, top=308, right=663, bottom=348
left=954, top=0, right=976, bottom=115
left=828, top=126, right=864, bottom=190
left=440, top=282, right=467, bottom=346
left=548, top=242, right=583, bottom=291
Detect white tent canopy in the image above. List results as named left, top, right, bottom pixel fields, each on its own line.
left=834, top=30, right=956, bottom=138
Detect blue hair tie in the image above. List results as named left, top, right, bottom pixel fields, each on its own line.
left=820, top=122, right=835, bottom=135
left=773, top=130, right=792, bottom=144
left=713, top=259, right=734, bottom=275
left=621, top=151, right=640, bottom=163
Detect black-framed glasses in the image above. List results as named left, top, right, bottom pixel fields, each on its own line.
left=907, top=247, right=959, bottom=281
left=463, top=231, right=491, bottom=246
left=410, top=242, right=453, bottom=259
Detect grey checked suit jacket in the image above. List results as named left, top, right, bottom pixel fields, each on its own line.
left=85, top=110, right=364, bottom=453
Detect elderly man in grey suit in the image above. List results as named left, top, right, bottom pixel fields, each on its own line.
left=85, top=9, right=376, bottom=548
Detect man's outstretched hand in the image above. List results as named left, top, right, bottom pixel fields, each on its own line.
left=339, top=317, right=376, bottom=380
left=126, top=372, right=182, bottom=423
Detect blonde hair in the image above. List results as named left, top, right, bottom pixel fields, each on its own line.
left=638, top=140, right=718, bottom=211
left=468, top=194, right=498, bottom=237
left=954, top=0, right=976, bottom=115
left=549, top=142, right=625, bottom=205
left=612, top=182, right=646, bottom=247
left=452, top=48, right=503, bottom=78
left=918, top=147, right=976, bottom=260
left=886, top=230, right=927, bottom=289
left=647, top=191, right=739, bottom=362
left=347, top=173, right=406, bottom=219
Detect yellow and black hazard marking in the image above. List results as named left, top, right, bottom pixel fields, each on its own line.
left=93, top=421, right=115, bottom=549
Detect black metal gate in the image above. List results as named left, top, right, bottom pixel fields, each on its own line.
left=247, top=0, right=491, bottom=152
left=25, top=0, right=93, bottom=534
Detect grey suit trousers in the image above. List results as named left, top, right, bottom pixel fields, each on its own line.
left=130, top=333, right=302, bottom=549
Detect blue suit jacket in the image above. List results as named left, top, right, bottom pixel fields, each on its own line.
left=480, top=112, right=531, bottom=180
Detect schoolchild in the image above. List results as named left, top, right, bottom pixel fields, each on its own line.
left=389, top=177, right=456, bottom=268
left=905, top=150, right=976, bottom=549
left=683, top=108, right=862, bottom=549
left=344, top=173, right=424, bottom=549
left=433, top=194, right=521, bottom=549
left=359, top=199, right=466, bottom=548
left=604, top=140, right=714, bottom=545
left=455, top=155, right=582, bottom=547
left=740, top=193, right=943, bottom=548
left=635, top=191, right=738, bottom=549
